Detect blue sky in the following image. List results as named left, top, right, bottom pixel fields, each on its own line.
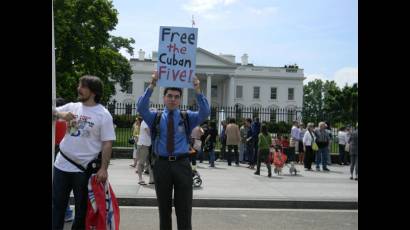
left=110, top=0, right=358, bottom=87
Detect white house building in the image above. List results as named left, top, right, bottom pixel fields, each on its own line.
left=112, top=48, right=305, bottom=119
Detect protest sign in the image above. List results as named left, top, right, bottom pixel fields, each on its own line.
left=157, top=26, right=198, bottom=88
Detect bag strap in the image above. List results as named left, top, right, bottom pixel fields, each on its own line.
left=180, top=111, right=190, bottom=144
left=308, top=131, right=315, bottom=145
left=59, top=150, right=86, bottom=172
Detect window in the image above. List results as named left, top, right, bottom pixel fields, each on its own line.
left=270, top=87, right=277, bottom=100
left=288, top=88, right=294, bottom=100
left=211, top=85, right=217, bottom=97
left=253, top=87, right=260, bottom=99
left=126, top=82, right=133, bottom=94
left=236, top=85, right=243, bottom=99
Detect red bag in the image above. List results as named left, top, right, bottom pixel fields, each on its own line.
left=85, top=176, right=120, bottom=230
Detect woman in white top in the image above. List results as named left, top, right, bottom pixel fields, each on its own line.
left=337, top=127, right=348, bottom=165
left=303, top=122, right=316, bottom=171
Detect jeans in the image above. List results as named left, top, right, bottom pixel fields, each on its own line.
left=227, top=145, right=239, bottom=165
left=245, top=143, right=255, bottom=165
left=52, top=167, right=89, bottom=230
left=339, top=144, right=347, bottom=164
left=316, top=146, right=329, bottom=169
left=239, top=142, right=246, bottom=162
left=208, top=148, right=215, bottom=167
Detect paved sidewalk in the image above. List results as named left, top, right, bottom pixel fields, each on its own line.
left=94, top=159, right=357, bottom=209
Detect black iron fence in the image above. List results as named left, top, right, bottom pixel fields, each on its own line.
left=106, top=102, right=352, bottom=153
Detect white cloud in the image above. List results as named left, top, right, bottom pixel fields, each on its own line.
left=304, top=67, right=358, bottom=87
left=333, top=67, right=358, bottom=87
left=250, top=7, right=277, bottom=16
left=182, top=0, right=238, bottom=14
left=304, top=73, right=328, bottom=85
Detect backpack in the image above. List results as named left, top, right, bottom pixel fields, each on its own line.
left=150, top=110, right=191, bottom=154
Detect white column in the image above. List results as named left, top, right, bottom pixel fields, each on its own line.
left=183, top=88, right=188, bottom=106
left=228, top=75, right=235, bottom=107
left=206, top=74, right=212, bottom=107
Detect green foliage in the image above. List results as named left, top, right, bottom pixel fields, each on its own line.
left=54, top=0, right=135, bottom=104
left=303, top=79, right=358, bottom=128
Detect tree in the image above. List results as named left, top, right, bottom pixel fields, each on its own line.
left=54, top=0, right=135, bottom=104
left=303, top=79, right=358, bottom=128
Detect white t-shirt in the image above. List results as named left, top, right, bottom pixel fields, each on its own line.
left=54, top=102, right=116, bottom=172
left=137, top=121, right=151, bottom=146
left=303, top=130, right=315, bottom=146
left=338, top=131, right=347, bottom=145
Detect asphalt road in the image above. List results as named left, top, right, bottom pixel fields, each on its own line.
left=63, top=206, right=357, bottom=230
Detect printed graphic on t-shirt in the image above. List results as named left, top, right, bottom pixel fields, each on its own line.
left=68, top=114, right=95, bottom=138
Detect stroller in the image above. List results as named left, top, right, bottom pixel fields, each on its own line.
left=192, top=170, right=202, bottom=187
left=189, top=147, right=203, bottom=188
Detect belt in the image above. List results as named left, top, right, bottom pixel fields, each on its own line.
left=156, top=154, right=190, bottom=161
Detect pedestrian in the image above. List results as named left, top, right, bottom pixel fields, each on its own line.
left=337, top=127, right=349, bottom=165
left=54, top=97, right=74, bottom=223
left=349, top=127, right=358, bottom=180
left=298, top=123, right=306, bottom=164
left=137, top=71, right=210, bottom=230
left=325, top=121, right=333, bottom=165
left=251, top=117, right=261, bottom=165
left=136, top=119, right=154, bottom=185
left=190, top=125, right=204, bottom=171
left=314, top=122, right=331, bottom=171
left=289, top=121, right=300, bottom=163
left=203, top=121, right=218, bottom=167
left=239, top=119, right=248, bottom=163
left=52, top=75, right=116, bottom=229
left=225, top=118, right=241, bottom=166
left=219, top=121, right=227, bottom=160
left=244, top=118, right=255, bottom=169
left=130, top=117, right=142, bottom=168
left=254, top=124, right=272, bottom=177
left=303, top=122, right=316, bottom=171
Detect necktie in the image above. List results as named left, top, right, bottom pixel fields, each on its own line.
left=167, top=110, right=174, bottom=155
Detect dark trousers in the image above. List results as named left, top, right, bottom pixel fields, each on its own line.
left=227, top=145, right=239, bottom=165
left=253, top=138, right=259, bottom=164
left=256, top=149, right=272, bottom=174
left=153, top=158, right=193, bottom=230
left=304, top=146, right=315, bottom=170
left=245, top=142, right=255, bottom=165
left=220, top=140, right=226, bottom=160
left=339, top=144, right=348, bottom=164
left=52, top=167, right=89, bottom=230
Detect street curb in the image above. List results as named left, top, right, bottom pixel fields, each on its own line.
left=71, top=197, right=357, bottom=210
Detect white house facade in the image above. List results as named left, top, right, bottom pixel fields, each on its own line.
left=112, top=48, right=305, bottom=111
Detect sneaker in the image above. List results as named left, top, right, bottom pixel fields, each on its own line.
left=354, top=178, right=358, bottom=181
left=268, top=173, right=272, bottom=177
left=64, top=209, right=74, bottom=222
left=323, top=168, right=330, bottom=171
left=254, top=171, right=260, bottom=175
left=350, top=176, right=353, bottom=180
left=148, top=181, right=155, bottom=184
left=316, top=168, right=320, bottom=171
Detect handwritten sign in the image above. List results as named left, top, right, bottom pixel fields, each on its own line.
left=157, top=26, right=198, bottom=88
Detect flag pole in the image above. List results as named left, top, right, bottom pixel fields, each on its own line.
left=52, top=0, right=56, bottom=179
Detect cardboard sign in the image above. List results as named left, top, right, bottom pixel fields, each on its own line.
left=157, top=26, right=198, bottom=88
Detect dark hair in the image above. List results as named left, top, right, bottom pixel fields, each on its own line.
left=229, top=118, right=236, bottom=124
left=246, top=118, right=252, bottom=124
left=164, top=87, right=182, bottom=96
left=79, top=75, right=103, bottom=103
left=56, top=97, right=66, bottom=107
left=209, top=121, right=216, bottom=129
left=261, top=124, right=268, bottom=135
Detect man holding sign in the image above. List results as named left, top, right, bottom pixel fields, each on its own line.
left=157, top=26, right=198, bottom=88
left=137, top=26, right=209, bottom=230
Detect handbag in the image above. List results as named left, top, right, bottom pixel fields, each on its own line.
left=60, top=150, right=102, bottom=176
left=345, top=143, right=350, bottom=152
left=309, top=131, right=319, bottom=151
left=128, top=136, right=135, bottom=145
